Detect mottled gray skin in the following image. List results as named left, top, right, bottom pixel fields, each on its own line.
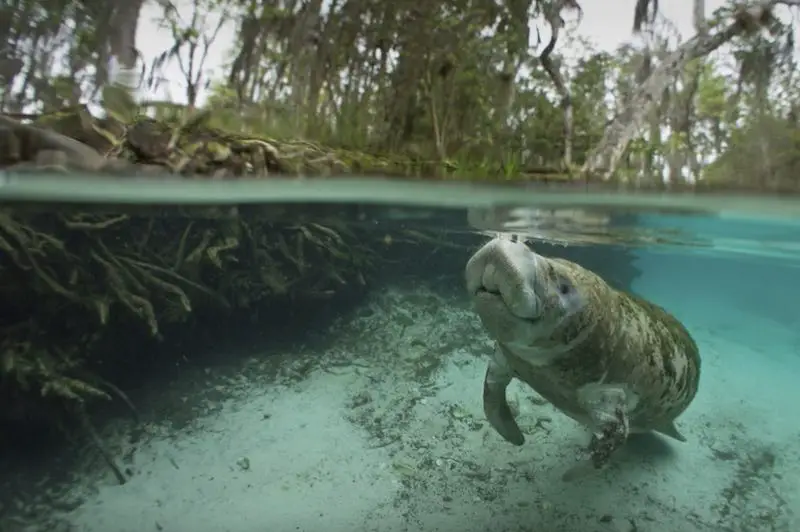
left=465, top=237, right=701, bottom=473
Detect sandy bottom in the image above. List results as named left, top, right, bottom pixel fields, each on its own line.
left=3, top=282, right=799, bottom=532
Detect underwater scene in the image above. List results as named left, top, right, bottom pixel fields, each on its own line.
left=4, top=0, right=800, bottom=529
left=0, top=177, right=798, bottom=532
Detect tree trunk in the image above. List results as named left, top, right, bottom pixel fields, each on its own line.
left=539, top=0, right=577, bottom=168
left=581, top=0, right=782, bottom=182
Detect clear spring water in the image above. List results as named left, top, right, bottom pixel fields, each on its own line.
left=0, top=175, right=798, bottom=532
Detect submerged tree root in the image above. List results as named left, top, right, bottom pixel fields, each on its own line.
left=0, top=108, right=456, bottom=478
left=0, top=204, right=387, bottom=447
left=74, top=403, right=127, bottom=485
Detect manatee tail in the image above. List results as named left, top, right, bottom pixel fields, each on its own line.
left=654, top=421, right=687, bottom=442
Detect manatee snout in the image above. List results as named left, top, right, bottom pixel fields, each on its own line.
left=465, top=238, right=541, bottom=321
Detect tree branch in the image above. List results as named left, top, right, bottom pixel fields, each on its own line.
left=580, top=0, right=790, bottom=182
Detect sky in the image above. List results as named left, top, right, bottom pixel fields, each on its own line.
left=133, top=0, right=727, bottom=106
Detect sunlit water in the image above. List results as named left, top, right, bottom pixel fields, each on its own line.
left=0, top=176, right=798, bottom=532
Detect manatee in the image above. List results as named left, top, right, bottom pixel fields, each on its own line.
left=465, top=236, right=701, bottom=478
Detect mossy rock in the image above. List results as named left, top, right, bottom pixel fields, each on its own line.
left=0, top=106, right=430, bottom=178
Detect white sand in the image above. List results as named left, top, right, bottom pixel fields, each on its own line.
left=6, top=279, right=800, bottom=532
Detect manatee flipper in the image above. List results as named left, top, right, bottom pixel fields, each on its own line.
left=483, top=346, right=524, bottom=446
left=562, top=382, right=635, bottom=481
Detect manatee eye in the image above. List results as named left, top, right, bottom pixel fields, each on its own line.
left=555, top=275, right=582, bottom=314
left=558, top=279, right=572, bottom=295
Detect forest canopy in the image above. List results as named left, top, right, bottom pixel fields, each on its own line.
left=1, top=0, right=799, bottom=188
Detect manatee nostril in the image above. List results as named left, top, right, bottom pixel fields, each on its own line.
left=479, top=263, right=503, bottom=295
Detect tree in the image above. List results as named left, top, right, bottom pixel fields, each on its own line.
left=1, top=0, right=799, bottom=188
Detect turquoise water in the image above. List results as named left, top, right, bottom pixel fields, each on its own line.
left=0, top=176, right=798, bottom=531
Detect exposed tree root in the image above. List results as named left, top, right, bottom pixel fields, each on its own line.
left=61, top=214, right=130, bottom=230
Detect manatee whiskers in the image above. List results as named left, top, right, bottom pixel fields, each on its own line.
left=551, top=299, right=587, bottom=333
left=465, top=237, right=701, bottom=481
